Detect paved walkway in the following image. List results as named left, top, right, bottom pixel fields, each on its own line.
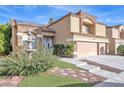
left=49, top=67, right=106, bottom=84
left=94, top=72, right=124, bottom=87
left=0, top=76, right=24, bottom=87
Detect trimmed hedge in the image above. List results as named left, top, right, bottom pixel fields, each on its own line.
left=53, top=44, right=74, bottom=57
left=117, top=45, right=124, bottom=55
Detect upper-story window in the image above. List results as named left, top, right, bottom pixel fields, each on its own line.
left=82, top=24, right=90, bottom=33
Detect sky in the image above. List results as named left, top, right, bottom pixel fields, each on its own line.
left=0, top=5, right=124, bottom=26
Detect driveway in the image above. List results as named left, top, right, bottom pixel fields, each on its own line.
left=83, top=55, right=124, bottom=70
left=82, top=55, right=124, bottom=87
left=59, top=55, right=124, bottom=87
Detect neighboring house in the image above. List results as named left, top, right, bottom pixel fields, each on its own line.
left=10, top=10, right=109, bottom=58
left=107, top=25, right=124, bottom=54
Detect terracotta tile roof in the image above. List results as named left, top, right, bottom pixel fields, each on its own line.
left=107, top=24, right=122, bottom=28
left=34, top=26, right=55, bottom=34
left=75, top=10, right=97, bottom=18
left=14, top=19, right=43, bottom=27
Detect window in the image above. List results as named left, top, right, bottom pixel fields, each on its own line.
left=82, top=24, right=90, bottom=33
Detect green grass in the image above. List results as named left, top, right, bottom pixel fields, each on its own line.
left=19, top=60, right=93, bottom=87
left=19, top=72, right=93, bottom=87
left=53, top=60, right=77, bottom=69
left=0, top=58, right=92, bottom=87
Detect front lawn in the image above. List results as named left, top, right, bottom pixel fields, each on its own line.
left=19, top=60, right=93, bottom=87
left=19, top=72, right=92, bottom=87
left=53, top=60, right=77, bottom=69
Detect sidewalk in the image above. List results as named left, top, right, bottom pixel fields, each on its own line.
left=94, top=72, right=124, bottom=87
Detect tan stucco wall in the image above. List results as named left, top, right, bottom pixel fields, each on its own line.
left=73, top=34, right=109, bottom=43
left=120, top=32, right=124, bottom=39
left=95, top=23, right=106, bottom=37
left=89, top=24, right=95, bottom=34
left=106, top=28, right=112, bottom=39
left=70, top=16, right=80, bottom=33
left=48, top=16, right=73, bottom=45
left=83, top=18, right=93, bottom=25
left=106, top=28, right=117, bottom=54
left=109, top=38, right=116, bottom=54
left=112, top=28, right=120, bottom=39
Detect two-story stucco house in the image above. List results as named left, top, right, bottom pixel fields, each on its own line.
left=10, top=11, right=109, bottom=58
left=48, top=11, right=109, bottom=58
left=107, top=25, right=124, bottom=54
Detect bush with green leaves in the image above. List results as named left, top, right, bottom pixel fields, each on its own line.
left=0, top=49, right=57, bottom=76
left=0, top=32, right=5, bottom=52
left=117, top=45, right=124, bottom=55
left=0, top=23, right=12, bottom=54
left=53, top=44, right=74, bottom=57
left=64, top=45, right=74, bottom=56
left=53, top=44, right=65, bottom=55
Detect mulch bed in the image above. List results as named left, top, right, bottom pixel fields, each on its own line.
left=49, top=67, right=106, bottom=84
left=0, top=76, right=24, bottom=87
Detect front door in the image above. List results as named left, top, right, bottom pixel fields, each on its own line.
left=44, top=36, right=53, bottom=50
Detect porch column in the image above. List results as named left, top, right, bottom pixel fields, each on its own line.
left=37, top=34, right=43, bottom=49
left=16, top=32, right=23, bottom=46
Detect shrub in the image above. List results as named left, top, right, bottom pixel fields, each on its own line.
left=53, top=44, right=74, bottom=57
left=0, top=49, right=57, bottom=76
left=0, top=23, right=12, bottom=54
left=0, top=32, right=5, bottom=52
left=64, top=45, right=74, bottom=56
left=53, top=44, right=65, bottom=55
left=117, top=45, right=124, bottom=55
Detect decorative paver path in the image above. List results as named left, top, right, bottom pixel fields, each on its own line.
left=49, top=67, right=106, bottom=84
left=0, top=76, right=24, bottom=87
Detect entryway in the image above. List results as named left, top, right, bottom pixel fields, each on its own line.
left=43, top=36, right=54, bottom=50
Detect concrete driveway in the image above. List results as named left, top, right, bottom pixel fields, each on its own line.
left=83, top=55, right=124, bottom=70
left=82, top=55, right=124, bottom=87
left=59, top=55, right=124, bottom=87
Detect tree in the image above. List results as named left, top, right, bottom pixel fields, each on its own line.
left=48, top=18, right=56, bottom=24
left=0, top=32, right=5, bottom=52
left=0, top=23, right=12, bottom=54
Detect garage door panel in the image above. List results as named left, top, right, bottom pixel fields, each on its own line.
left=77, top=42, right=97, bottom=58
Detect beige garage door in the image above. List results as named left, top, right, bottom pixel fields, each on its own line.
left=77, top=42, right=97, bottom=58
